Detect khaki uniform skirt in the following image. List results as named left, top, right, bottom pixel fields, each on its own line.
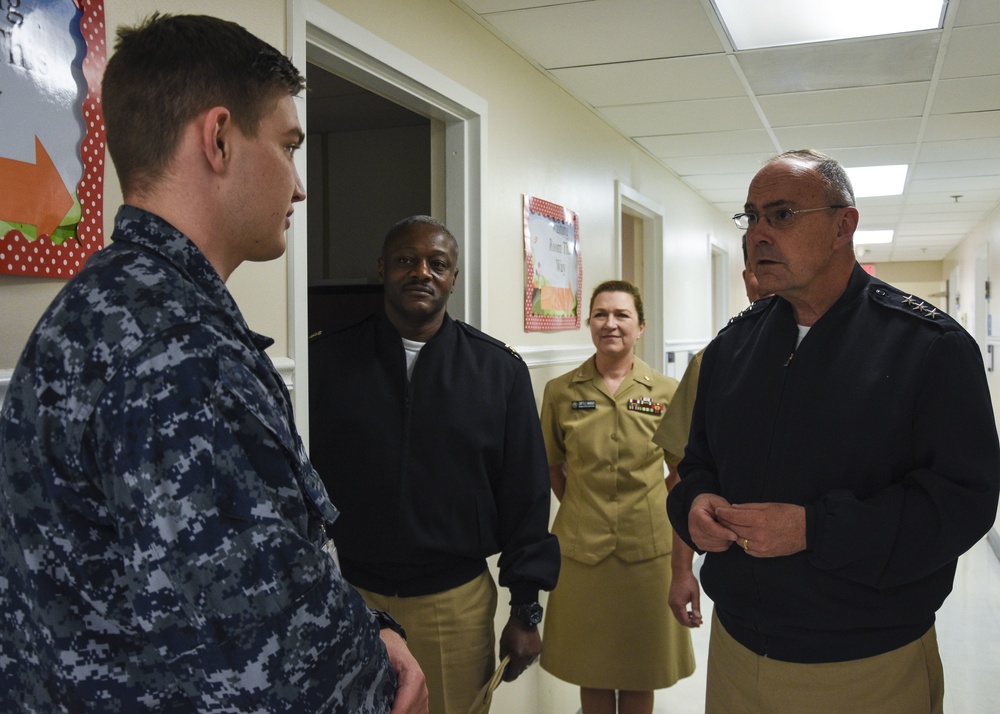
left=541, top=551, right=695, bottom=691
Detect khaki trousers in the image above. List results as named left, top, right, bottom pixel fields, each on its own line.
left=356, top=571, right=497, bottom=714
left=705, top=612, right=944, bottom=714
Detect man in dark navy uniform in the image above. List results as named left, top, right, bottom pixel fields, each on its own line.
left=668, top=149, right=999, bottom=714
left=310, top=215, right=559, bottom=714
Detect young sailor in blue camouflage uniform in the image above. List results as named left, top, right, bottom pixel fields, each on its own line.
left=0, top=14, right=426, bottom=713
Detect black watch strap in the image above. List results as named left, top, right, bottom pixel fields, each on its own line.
left=371, top=609, right=407, bottom=641
left=511, top=601, right=543, bottom=628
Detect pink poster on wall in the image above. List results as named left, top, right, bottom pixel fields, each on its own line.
left=523, top=195, right=582, bottom=332
left=0, top=0, right=107, bottom=279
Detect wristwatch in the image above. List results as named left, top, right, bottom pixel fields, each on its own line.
left=371, top=609, right=407, bottom=641
left=511, top=601, right=543, bottom=628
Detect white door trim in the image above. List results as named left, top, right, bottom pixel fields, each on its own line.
left=615, top=181, right=666, bottom=371
left=286, top=1, right=486, bottom=447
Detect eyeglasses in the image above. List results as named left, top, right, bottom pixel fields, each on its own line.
left=732, top=205, right=846, bottom=231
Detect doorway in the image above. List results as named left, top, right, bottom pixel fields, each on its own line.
left=287, top=0, right=487, bottom=446
left=976, top=245, right=989, bottom=365
left=711, top=243, right=730, bottom=335
left=305, top=64, right=431, bottom=338
left=616, top=182, right=665, bottom=372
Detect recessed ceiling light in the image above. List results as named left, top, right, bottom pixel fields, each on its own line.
left=846, top=165, right=909, bottom=197
left=855, top=230, right=894, bottom=245
left=714, top=0, right=947, bottom=50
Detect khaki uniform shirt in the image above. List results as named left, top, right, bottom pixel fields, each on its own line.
left=652, top=348, right=705, bottom=466
left=540, top=355, right=678, bottom=565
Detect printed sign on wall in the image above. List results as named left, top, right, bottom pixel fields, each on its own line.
left=0, top=0, right=106, bottom=279
left=523, top=195, right=581, bottom=331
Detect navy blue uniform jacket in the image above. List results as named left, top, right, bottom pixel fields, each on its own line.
left=310, top=312, right=559, bottom=605
left=668, top=262, right=1000, bottom=663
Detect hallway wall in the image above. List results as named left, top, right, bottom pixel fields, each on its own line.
left=313, top=0, right=738, bottom=356
left=943, top=201, right=1000, bottom=545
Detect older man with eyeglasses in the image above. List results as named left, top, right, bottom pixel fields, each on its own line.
left=668, top=149, right=999, bottom=714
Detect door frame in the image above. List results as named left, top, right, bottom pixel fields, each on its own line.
left=286, top=1, right=487, bottom=446
left=615, top=181, right=665, bottom=371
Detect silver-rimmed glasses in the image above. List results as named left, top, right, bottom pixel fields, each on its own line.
left=733, top=205, right=846, bottom=230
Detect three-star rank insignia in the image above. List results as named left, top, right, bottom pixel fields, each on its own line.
left=627, top=397, right=665, bottom=415
left=727, top=305, right=753, bottom=325
left=874, top=287, right=942, bottom=321
left=901, top=293, right=940, bottom=319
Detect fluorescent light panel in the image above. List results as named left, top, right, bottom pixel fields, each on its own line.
left=855, top=230, right=894, bottom=245
left=714, top=0, right=946, bottom=50
left=846, top=164, right=908, bottom=197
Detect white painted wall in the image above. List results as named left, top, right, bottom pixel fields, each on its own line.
left=313, top=0, right=736, bottom=354
left=942, top=202, right=1000, bottom=550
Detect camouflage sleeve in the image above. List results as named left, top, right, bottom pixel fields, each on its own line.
left=90, top=322, right=396, bottom=711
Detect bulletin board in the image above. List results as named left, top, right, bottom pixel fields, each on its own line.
left=0, top=0, right=107, bottom=279
left=523, top=195, right=581, bottom=331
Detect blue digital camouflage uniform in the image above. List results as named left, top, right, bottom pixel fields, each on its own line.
left=0, top=206, right=396, bottom=712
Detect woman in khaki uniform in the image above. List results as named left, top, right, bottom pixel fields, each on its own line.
left=539, top=280, right=696, bottom=714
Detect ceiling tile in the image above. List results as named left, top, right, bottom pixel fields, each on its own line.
left=857, top=197, right=907, bottom=212
left=901, top=208, right=993, bottom=223
left=697, top=188, right=748, bottom=206
left=919, top=137, right=1000, bottom=161
left=663, top=152, right=772, bottom=176
left=908, top=175, right=1000, bottom=195
left=683, top=173, right=753, bottom=191
left=912, top=158, right=1000, bottom=179
left=930, top=75, right=1000, bottom=114
left=551, top=55, right=745, bottom=105
left=478, top=0, right=723, bottom=68
left=819, top=144, right=917, bottom=166
left=597, top=97, right=761, bottom=136
left=895, top=221, right=976, bottom=236
left=902, top=187, right=1000, bottom=203
left=954, top=0, right=1000, bottom=26
left=758, top=83, right=929, bottom=127
left=939, top=25, right=1000, bottom=79
left=923, top=111, right=1000, bottom=141
left=856, top=217, right=902, bottom=231
left=773, top=118, right=922, bottom=149
left=887, top=248, right=951, bottom=261
left=637, top=128, right=777, bottom=157
left=738, top=34, right=940, bottom=94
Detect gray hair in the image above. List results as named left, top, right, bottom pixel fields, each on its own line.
left=770, top=149, right=856, bottom=207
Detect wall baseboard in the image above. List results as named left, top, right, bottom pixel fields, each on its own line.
left=512, top=344, right=593, bottom=369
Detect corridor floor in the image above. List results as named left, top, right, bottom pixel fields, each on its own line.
left=649, top=536, right=1000, bottom=713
